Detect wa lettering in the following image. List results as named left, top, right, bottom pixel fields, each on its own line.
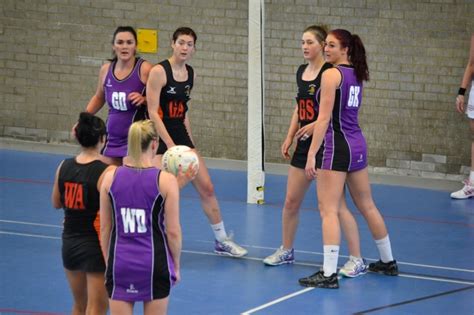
left=348, top=86, right=360, bottom=108
left=111, top=92, right=127, bottom=111
left=121, top=208, right=147, bottom=233
left=64, top=182, right=85, bottom=210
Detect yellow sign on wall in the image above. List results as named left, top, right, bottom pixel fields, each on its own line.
left=137, top=29, right=157, bottom=54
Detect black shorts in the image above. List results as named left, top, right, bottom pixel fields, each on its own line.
left=157, top=124, right=195, bottom=155
left=290, top=137, right=315, bottom=169
left=62, top=234, right=105, bottom=273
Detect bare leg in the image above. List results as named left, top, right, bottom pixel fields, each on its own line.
left=64, top=269, right=87, bottom=315
left=190, top=153, right=222, bottom=224
left=144, top=297, right=169, bottom=315
left=85, top=272, right=108, bottom=315
left=109, top=300, right=134, bottom=315
left=339, top=195, right=361, bottom=258
left=281, top=166, right=312, bottom=249
left=470, top=119, right=474, bottom=172
left=346, top=168, right=388, bottom=240
left=100, top=155, right=122, bottom=166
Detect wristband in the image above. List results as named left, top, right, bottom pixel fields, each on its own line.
left=458, top=87, right=466, bottom=96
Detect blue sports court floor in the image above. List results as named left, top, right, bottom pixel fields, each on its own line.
left=0, top=147, right=473, bottom=314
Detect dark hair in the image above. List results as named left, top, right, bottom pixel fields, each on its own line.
left=329, top=29, right=369, bottom=82
left=110, top=26, right=138, bottom=61
left=74, top=112, right=106, bottom=148
left=303, top=25, right=329, bottom=45
left=172, top=27, right=197, bottom=43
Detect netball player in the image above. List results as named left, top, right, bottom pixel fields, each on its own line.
left=85, top=26, right=153, bottom=166
left=451, top=33, right=474, bottom=199
left=52, top=112, right=113, bottom=314
left=100, top=120, right=190, bottom=314
left=146, top=27, right=247, bottom=257
left=300, top=29, right=398, bottom=289
left=263, top=25, right=368, bottom=278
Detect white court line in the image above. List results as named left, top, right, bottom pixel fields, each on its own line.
left=0, top=219, right=61, bottom=228
left=0, top=231, right=60, bottom=239
left=3, top=229, right=474, bottom=314
left=2, top=229, right=474, bottom=287
left=239, top=272, right=474, bottom=315
left=2, top=219, right=474, bottom=273
left=241, top=288, right=315, bottom=315
left=196, top=240, right=474, bottom=273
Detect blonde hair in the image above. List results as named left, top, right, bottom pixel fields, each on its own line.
left=127, top=120, right=157, bottom=168
left=303, top=24, right=329, bottom=45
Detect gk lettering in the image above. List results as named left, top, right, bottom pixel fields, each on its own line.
left=121, top=208, right=147, bottom=233
left=348, top=86, right=360, bottom=107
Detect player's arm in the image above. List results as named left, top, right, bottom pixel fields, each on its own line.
left=129, top=60, right=154, bottom=106
left=147, top=65, right=175, bottom=148
left=86, top=63, right=109, bottom=114
left=281, top=106, right=299, bottom=159
left=99, top=170, right=114, bottom=262
left=305, top=68, right=340, bottom=178
left=51, top=161, right=64, bottom=209
left=159, top=172, right=182, bottom=280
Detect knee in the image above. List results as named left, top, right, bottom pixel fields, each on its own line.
left=74, top=301, right=87, bottom=314
left=199, top=181, right=215, bottom=199
left=283, top=195, right=301, bottom=214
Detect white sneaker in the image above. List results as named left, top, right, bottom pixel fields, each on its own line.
left=450, top=179, right=474, bottom=199
left=263, top=246, right=295, bottom=266
left=214, top=238, right=248, bottom=257
left=339, top=256, right=368, bottom=278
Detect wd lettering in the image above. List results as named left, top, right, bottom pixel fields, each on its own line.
left=348, top=86, right=360, bottom=107
left=121, top=208, right=147, bottom=233
left=298, top=99, right=315, bottom=121
left=111, top=92, right=127, bottom=111
left=64, top=182, right=85, bottom=209
left=168, top=100, right=185, bottom=118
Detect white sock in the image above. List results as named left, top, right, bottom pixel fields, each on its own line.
left=375, top=235, right=394, bottom=263
left=469, top=171, right=474, bottom=183
left=323, top=245, right=339, bottom=277
left=211, top=221, right=227, bottom=242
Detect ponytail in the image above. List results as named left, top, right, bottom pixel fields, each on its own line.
left=329, top=29, right=369, bottom=82
left=127, top=120, right=157, bottom=168
left=351, top=34, right=369, bottom=82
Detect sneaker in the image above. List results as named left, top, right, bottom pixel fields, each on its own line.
left=298, top=270, right=339, bottom=289
left=214, top=238, right=248, bottom=257
left=339, top=256, right=368, bottom=278
left=263, top=246, right=295, bottom=266
left=368, top=259, right=399, bottom=276
left=450, top=179, right=474, bottom=199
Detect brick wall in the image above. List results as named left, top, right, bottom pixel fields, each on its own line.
left=1, top=0, right=473, bottom=179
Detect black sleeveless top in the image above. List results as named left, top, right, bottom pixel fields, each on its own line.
left=295, top=62, right=332, bottom=127
left=58, top=158, right=108, bottom=235
left=158, top=59, right=194, bottom=126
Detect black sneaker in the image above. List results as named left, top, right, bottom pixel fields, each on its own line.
left=298, top=270, right=339, bottom=289
left=368, top=260, right=399, bottom=276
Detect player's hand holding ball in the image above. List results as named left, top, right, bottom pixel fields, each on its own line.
left=162, top=145, right=199, bottom=188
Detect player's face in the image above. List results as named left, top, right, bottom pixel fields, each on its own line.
left=324, top=34, right=347, bottom=64
left=301, top=32, right=323, bottom=61
left=113, top=32, right=137, bottom=61
left=172, top=35, right=195, bottom=61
